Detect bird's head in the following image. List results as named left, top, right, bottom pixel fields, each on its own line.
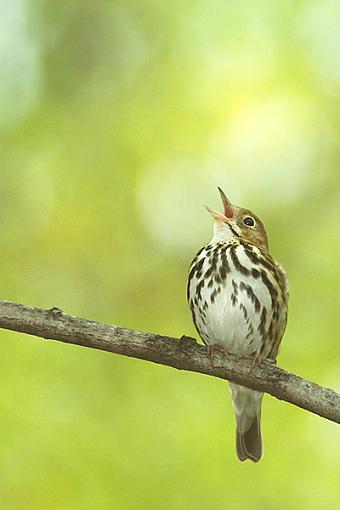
left=207, top=187, right=269, bottom=252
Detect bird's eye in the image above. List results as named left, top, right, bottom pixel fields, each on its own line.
left=243, top=216, right=255, bottom=227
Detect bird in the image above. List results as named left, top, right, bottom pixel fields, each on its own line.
left=187, top=188, right=288, bottom=462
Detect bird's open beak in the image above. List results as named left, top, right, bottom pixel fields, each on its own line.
left=206, top=187, right=234, bottom=222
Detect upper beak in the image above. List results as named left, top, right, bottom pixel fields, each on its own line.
left=206, top=187, right=234, bottom=222
left=218, top=187, right=234, bottom=218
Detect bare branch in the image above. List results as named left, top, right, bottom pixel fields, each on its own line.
left=0, top=300, right=339, bottom=424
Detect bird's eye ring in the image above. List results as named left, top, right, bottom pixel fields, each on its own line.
left=243, top=216, right=255, bottom=227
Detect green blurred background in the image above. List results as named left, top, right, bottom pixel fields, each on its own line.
left=1, top=1, right=339, bottom=508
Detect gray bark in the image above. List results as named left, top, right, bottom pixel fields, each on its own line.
left=0, top=300, right=339, bottom=424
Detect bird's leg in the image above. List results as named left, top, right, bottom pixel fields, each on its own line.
left=207, top=344, right=229, bottom=368
left=252, top=351, right=264, bottom=367
left=207, top=344, right=216, bottom=367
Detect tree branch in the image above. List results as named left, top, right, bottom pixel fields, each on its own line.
left=0, top=300, right=339, bottom=424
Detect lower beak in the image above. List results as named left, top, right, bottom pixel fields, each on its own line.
left=205, top=206, right=231, bottom=223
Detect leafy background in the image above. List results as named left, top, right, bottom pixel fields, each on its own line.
left=0, top=1, right=339, bottom=508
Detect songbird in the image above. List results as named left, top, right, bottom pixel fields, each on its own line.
left=187, top=188, right=288, bottom=462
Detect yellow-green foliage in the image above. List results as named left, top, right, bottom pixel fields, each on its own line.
left=0, top=1, right=339, bottom=508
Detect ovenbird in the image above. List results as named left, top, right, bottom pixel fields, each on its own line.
left=187, top=188, right=288, bottom=462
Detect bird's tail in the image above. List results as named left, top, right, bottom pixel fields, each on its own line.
left=230, top=383, right=263, bottom=463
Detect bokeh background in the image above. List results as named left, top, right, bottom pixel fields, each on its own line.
left=1, top=1, right=339, bottom=508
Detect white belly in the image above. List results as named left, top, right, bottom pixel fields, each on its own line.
left=188, top=243, right=273, bottom=356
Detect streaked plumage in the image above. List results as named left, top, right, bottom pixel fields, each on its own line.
left=187, top=188, right=288, bottom=462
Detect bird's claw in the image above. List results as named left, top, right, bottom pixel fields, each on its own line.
left=207, top=344, right=229, bottom=368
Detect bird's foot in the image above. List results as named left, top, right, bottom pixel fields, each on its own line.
left=207, top=344, right=229, bottom=368
left=235, top=353, right=249, bottom=361
left=252, top=351, right=264, bottom=367
left=267, top=358, right=277, bottom=364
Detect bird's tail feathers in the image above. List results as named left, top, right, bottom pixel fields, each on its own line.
left=230, top=383, right=263, bottom=463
